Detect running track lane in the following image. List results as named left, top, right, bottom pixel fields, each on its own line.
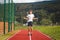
left=7, top=30, right=52, bottom=40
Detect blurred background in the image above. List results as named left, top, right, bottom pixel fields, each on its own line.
left=14, top=1, right=60, bottom=25
left=0, top=0, right=60, bottom=40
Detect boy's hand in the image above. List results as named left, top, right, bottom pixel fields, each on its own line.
left=33, top=18, right=38, bottom=21
left=24, top=17, right=27, bottom=19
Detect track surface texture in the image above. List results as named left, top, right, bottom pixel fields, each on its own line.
left=7, top=30, right=52, bottom=40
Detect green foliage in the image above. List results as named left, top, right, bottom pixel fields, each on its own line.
left=0, top=1, right=60, bottom=25
left=40, top=18, right=52, bottom=25
left=40, top=9, right=47, bottom=17
left=0, top=4, right=4, bottom=18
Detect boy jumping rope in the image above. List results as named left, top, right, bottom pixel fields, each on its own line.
left=24, top=10, right=38, bottom=36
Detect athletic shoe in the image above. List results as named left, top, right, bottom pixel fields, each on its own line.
left=28, top=32, right=32, bottom=36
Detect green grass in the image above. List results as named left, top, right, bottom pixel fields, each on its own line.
left=33, top=25, right=60, bottom=40
left=0, top=33, right=13, bottom=40
left=0, top=25, right=60, bottom=40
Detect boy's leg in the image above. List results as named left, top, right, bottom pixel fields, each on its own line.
left=28, top=26, right=32, bottom=36
left=30, top=26, right=32, bottom=32
left=28, top=22, right=33, bottom=36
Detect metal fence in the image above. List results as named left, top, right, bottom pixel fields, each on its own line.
left=0, top=0, right=15, bottom=34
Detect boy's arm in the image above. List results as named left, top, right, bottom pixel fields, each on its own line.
left=24, top=15, right=29, bottom=20
left=24, top=17, right=27, bottom=20
left=33, top=18, right=38, bottom=20
left=24, top=17, right=28, bottom=20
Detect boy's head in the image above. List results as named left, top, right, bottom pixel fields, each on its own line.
left=29, top=10, right=33, bottom=14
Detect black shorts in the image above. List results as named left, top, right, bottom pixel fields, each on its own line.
left=28, top=21, right=33, bottom=26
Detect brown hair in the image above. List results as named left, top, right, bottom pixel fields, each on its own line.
left=29, top=9, right=33, bottom=12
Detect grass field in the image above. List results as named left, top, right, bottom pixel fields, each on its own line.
left=33, top=25, right=60, bottom=40
left=0, top=25, right=60, bottom=40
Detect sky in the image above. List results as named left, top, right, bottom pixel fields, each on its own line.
left=0, top=0, right=52, bottom=3
left=13, top=0, right=51, bottom=3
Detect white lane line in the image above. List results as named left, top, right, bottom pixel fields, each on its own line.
left=38, top=30, right=52, bottom=39
left=29, top=31, right=32, bottom=40
left=29, top=35, right=32, bottom=40
left=7, top=30, right=21, bottom=40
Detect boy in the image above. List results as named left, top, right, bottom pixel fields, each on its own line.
left=24, top=10, right=38, bottom=36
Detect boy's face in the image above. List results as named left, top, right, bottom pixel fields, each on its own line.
left=30, top=11, right=32, bottom=14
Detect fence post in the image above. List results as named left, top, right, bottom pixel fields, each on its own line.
left=10, top=0, right=12, bottom=31
left=11, top=0, right=14, bottom=31
left=4, top=0, right=6, bottom=34
left=8, top=0, right=11, bottom=32
left=14, top=3, right=16, bottom=30
left=12, top=0, right=15, bottom=31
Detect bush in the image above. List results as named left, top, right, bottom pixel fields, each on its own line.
left=40, top=18, right=52, bottom=25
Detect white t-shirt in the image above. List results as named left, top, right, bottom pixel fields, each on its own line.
left=27, top=14, right=34, bottom=22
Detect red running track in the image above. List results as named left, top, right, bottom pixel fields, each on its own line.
left=7, top=30, right=52, bottom=40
